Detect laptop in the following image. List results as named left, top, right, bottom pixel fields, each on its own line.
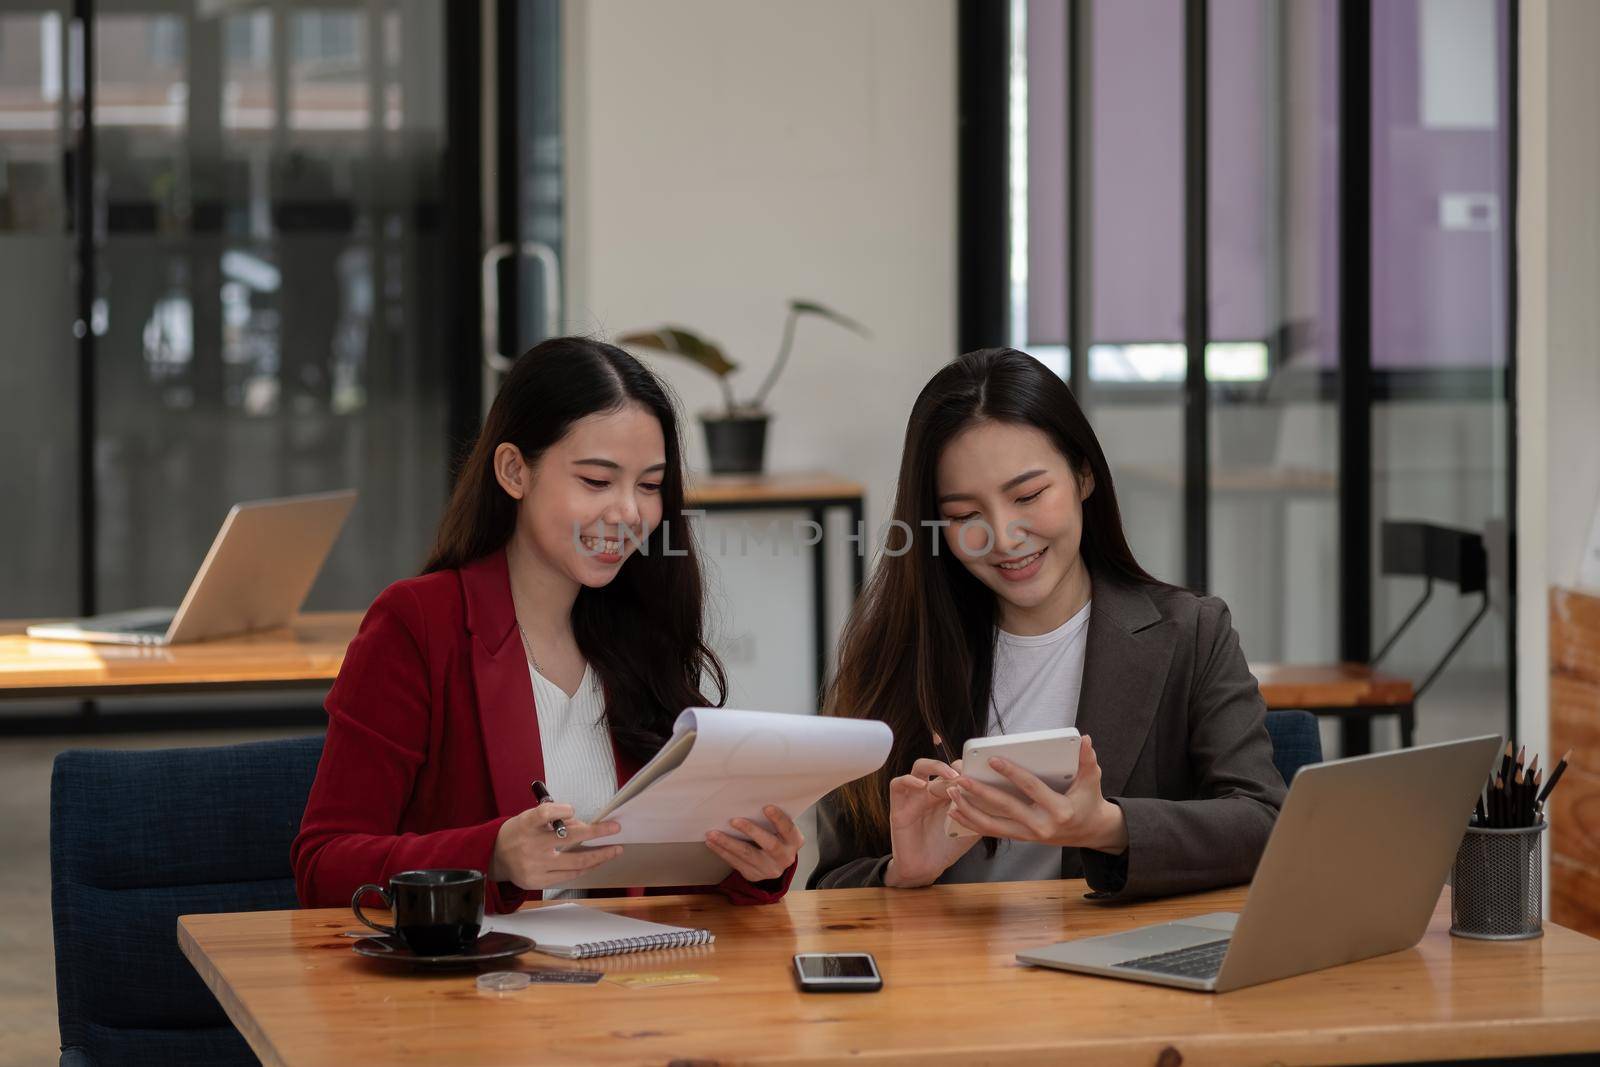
left=27, top=490, right=356, bottom=646
left=1016, top=734, right=1502, bottom=992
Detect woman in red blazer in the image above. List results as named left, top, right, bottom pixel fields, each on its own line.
left=292, top=337, right=801, bottom=913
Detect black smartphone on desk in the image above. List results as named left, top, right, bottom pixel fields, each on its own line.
left=793, top=952, right=882, bottom=992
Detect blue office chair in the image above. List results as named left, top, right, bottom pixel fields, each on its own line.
left=50, top=735, right=324, bottom=1067
left=1265, top=709, right=1323, bottom=785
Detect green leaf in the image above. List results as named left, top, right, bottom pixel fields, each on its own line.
left=788, top=299, right=871, bottom=339
left=616, top=327, right=738, bottom=378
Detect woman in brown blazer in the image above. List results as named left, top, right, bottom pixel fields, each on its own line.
left=809, top=348, right=1285, bottom=900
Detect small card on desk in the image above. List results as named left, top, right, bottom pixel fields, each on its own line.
left=523, top=969, right=604, bottom=985
left=606, top=971, right=719, bottom=989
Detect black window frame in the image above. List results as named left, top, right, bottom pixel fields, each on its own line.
left=956, top=0, right=1519, bottom=745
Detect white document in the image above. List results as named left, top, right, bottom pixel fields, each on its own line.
left=594, top=707, right=893, bottom=844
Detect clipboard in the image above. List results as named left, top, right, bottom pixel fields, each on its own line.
left=547, top=731, right=732, bottom=891
left=546, top=708, right=893, bottom=891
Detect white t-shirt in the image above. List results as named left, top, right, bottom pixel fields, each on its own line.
left=528, top=663, right=616, bottom=900
left=942, top=599, right=1091, bottom=885
left=988, top=598, right=1091, bottom=736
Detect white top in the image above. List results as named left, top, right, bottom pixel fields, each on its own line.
left=943, top=599, right=1092, bottom=885
left=988, top=598, right=1092, bottom=735
left=528, top=662, right=616, bottom=900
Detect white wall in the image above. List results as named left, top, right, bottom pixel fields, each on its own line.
left=1517, top=0, right=1600, bottom=902
left=1537, top=3, right=1600, bottom=594
left=563, top=0, right=957, bottom=711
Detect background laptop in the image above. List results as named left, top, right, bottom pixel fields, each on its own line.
left=1017, top=734, right=1502, bottom=992
left=27, top=490, right=356, bottom=646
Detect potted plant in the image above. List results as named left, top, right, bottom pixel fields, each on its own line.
left=618, top=299, right=869, bottom=475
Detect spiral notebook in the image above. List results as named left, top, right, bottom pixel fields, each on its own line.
left=483, top=903, right=714, bottom=959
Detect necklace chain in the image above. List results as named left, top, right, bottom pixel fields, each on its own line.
left=516, top=623, right=542, bottom=673
left=518, top=623, right=601, bottom=696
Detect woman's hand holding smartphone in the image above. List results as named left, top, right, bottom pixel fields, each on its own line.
left=944, top=734, right=1129, bottom=854
left=883, top=757, right=980, bottom=887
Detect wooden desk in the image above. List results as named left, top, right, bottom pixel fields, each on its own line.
left=1, top=472, right=866, bottom=729
left=686, top=470, right=866, bottom=510
left=686, top=471, right=867, bottom=698
left=179, top=881, right=1600, bottom=1067
left=0, top=612, right=359, bottom=701
left=1252, top=662, right=1416, bottom=709
left=1121, top=463, right=1338, bottom=496
left=1251, top=662, right=1417, bottom=755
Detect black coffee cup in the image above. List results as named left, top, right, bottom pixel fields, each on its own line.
left=352, top=869, right=485, bottom=956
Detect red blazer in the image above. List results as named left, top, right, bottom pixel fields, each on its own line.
left=292, top=549, right=795, bottom=913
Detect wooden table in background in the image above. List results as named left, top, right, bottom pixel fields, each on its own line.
left=685, top=471, right=867, bottom=698
left=1250, top=662, right=1418, bottom=755
left=1251, top=661, right=1416, bottom=710
left=0, top=612, right=360, bottom=701
left=0, top=472, right=867, bottom=731
left=685, top=470, right=865, bottom=512
left=1120, top=465, right=1416, bottom=755
left=179, top=881, right=1600, bottom=1067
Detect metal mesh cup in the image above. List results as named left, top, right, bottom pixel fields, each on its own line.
left=1450, top=820, right=1547, bottom=940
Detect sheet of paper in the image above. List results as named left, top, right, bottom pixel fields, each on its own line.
left=600, top=708, right=893, bottom=845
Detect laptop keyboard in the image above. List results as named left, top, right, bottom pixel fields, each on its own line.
left=1114, top=938, right=1231, bottom=980
left=106, top=619, right=172, bottom=634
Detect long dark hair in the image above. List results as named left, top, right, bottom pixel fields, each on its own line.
left=825, top=347, right=1159, bottom=853
left=423, top=336, right=727, bottom=764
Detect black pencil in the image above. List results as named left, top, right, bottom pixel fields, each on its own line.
left=1523, top=755, right=1540, bottom=825
left=1530, top=768, right=1543, bottom=824
left=1499, top=741, right=1514, bottom=789
left=1492, top=774, right=1505, bottom=828
left=1536, top=750, right=1572, bottom=807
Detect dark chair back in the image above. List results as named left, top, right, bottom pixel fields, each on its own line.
left=1380, top=521, right=1487, bottom=593
left=51, top=736, right=323, bottom=1066
left=1376, top=521, right=1493, bottom=702
left=1265, top=709, right=1323, bottom=785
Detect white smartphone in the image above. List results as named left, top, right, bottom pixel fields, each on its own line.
left=945, top=727, right=1081, bottom=838
left=793, top=952, right=882, bottom=992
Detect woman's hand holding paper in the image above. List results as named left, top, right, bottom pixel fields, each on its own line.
left=490, top=804, right=624, bottom=889
left=705, top=805, right=804, bottom=881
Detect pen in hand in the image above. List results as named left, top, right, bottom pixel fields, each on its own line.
left=531, top=780, right=568, bottom=839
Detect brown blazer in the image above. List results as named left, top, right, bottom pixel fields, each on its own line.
left=808, top=573, right=1287, bottom=900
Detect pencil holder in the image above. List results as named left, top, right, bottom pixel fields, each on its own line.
left=1449, top=819, right=1547, bottom=940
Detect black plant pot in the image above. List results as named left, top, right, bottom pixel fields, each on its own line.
left=701, top=413, right=769, bottom=475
